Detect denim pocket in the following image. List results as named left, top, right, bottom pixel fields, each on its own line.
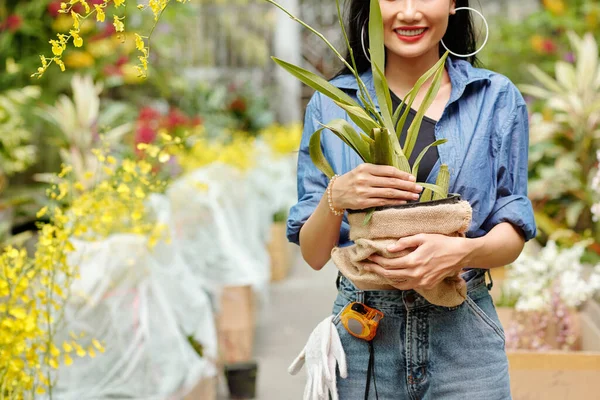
left=464, top=295, right=506, bottom=343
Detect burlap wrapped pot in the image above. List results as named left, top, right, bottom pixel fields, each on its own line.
left=331, top=195, right=472, bottom=307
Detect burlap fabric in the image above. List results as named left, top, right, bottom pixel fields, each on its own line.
left=331, top=198, right=472, bottom=307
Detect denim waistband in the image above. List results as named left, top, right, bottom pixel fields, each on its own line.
left=335, top=268, right=491, bottom=314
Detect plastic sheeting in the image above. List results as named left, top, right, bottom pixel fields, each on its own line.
left=50, top=195, right=217, bottom=400
left=49, top=145, right=298, bottom=399
left=167, top=147, right=297, bottom=296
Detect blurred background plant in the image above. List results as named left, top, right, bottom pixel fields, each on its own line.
left=482, top=0, right=600, bottom=85
left=518, top=32, right=600, bottom=261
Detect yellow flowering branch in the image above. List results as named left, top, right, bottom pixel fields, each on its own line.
left=0, top=135, right=181, bottom=397
left=34, top=0, right=190, bottom=80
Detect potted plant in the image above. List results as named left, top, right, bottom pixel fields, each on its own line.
left=265, top=0, right=471, bottom=307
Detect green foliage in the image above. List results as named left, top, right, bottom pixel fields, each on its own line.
left=482, top=0, right=600, bottom=85
left=520, top=32, right=600, bottom=252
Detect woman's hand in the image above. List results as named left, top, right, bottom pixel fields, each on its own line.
left=331, top=163, right=424, bottom=211
left=363, top=234, right=471, bottom=290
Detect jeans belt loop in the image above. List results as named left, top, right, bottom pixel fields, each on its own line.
left=356, top=290, right=365, bottom=304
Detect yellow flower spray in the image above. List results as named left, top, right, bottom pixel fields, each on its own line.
left=0, top=134, right=180, bottom=398
left=33, top=0, right=190, bottom=80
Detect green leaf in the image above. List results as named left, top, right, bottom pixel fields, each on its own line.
left=272, top=57, right=357, bottom=106
left=368, top=0, right=385, bottom=77
left=411, top=139, right=448, bottom=178
left=404, top=53, right=448, bottom=159
left=419, top=188, right=433, bottom=203
left=432, top=164, right=450, bottom=200
left=392, top=89, right=413, bottom=126
left=417, top=182, right=446, bottom=198
left=393, top=147, right=411, bottom=173
left=332, top=101, right=380, bottom=137
left=372, top=61, right=395, bottom=135
left=321, top=119, right=373, bottom=163
left=308, top=128, right=335, bottom=179
left=363, top=208, right=376, bottom=225
left=373, top=128, right=394, bottom=167
left=397, top=53, right=448, bottom=142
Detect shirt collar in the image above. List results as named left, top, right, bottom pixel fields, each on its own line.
left=329, top=57, right=492, bottom=109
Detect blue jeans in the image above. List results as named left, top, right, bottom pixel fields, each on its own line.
left=332, top=269, right=511, bottom=400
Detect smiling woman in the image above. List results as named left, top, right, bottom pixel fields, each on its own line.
left=286, top=0, right=537, bottom=398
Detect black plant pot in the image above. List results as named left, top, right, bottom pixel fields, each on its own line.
left=347, top=193, right=462, bottom=214
left=224, top=361, right=258, bottom=399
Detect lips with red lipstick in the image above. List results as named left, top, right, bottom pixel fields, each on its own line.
left=394, top=26, right=428, bottom=43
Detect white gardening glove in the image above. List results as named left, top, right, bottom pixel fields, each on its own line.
left=288, top=315, right=348, bottom=400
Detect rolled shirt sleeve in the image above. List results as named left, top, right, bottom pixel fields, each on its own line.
left=286, top=93, right=350, bottom=246
left=481, top=103, right=537, bottom=241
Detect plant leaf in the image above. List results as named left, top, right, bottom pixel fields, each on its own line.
left=432, top=164, right=450, bottom=200
left=368, top=0, right=385, bottom=78
left=372, top=61, right=395, bottom=135
left=272, top=57, right=357, bottom=106
left=527, top=64, right=564, bottom=94
left=404, top=55, right=447, bottom=159
left=321, top=119, right=373, bottom=163
left=308, top=128, right=335, bottom=179
left=417, top=182, right=446, bottom=198
left=333, top=100, right=380, bottom=137
left=373, top=128, right=394, bottom=167
left=363, top=208, right=376, bottom=225
left=397, top=53, right=448, bottom=142
left=393, top=147, right=411, bottom=173
left=411, top=139, right=448, bottom=178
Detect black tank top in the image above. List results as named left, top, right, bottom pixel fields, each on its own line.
left=389, top=90, right=439, bottom=183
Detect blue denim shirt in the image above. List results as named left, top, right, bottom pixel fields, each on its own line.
left=287, top=57, right=537, bottom=248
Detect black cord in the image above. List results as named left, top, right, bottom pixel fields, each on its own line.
left=364, top=341, right=379, bottom=400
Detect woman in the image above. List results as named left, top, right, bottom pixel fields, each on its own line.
left=287, top=0, right=536, bottom=399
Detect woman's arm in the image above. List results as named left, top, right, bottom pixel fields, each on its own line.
left=463, top=222, right=525, bottom=269
left=299, top=195, right=344, bottom=271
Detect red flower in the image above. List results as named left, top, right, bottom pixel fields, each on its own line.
left=103, top=64, right=123, bottom=77
left=115, top=55, right=128, bottom=67
left=1, top=15, right=22, bottom=32
left=542, top=39, right=556, bottom=54
left=191, top=116, right=204, bottom=126
left=137, top=107, right=161, bottom=123
left=163, top=108, right=189, bottom=130
left=47, top=1, right=62, bottom=18
left=228, top=98, right=247, bottom=114
left=135, top=125, right=157, bottom=145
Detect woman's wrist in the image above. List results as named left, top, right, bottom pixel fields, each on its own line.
left=326, top=174, right=345, bottom=216
left=461, top=236, right=487, bottom=269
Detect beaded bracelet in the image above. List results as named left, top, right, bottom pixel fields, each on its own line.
left=326, top=174, right=345, bottom=216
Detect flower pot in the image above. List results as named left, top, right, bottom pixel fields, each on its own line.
left=217, top=285, right=256, bottom=365
left=332, top=193, right=472, bottom=307
left=347, top=193, right=463, bottom=214
left=224, top=361, right=258, bottom=399
left=267, top=221, right=291, bottom=282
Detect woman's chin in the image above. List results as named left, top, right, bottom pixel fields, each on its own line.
left=386, top=42, right=440, bottom=61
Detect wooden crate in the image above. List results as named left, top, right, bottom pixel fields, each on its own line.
left=216, top=285, right=256, bottom=365
left=267, top=222, right=291, bottom=282
left=497, top=301, right=600, bottom=400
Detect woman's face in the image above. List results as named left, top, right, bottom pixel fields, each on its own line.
left=379, top=0, right=455, bottom=60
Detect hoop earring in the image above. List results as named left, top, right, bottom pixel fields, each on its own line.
left=361, top=22, right=371, bottom=63
left=440, top=7, right=489, bottom=58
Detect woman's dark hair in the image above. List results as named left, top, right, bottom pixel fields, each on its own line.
left=336, top=0, right=480, bottom=77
